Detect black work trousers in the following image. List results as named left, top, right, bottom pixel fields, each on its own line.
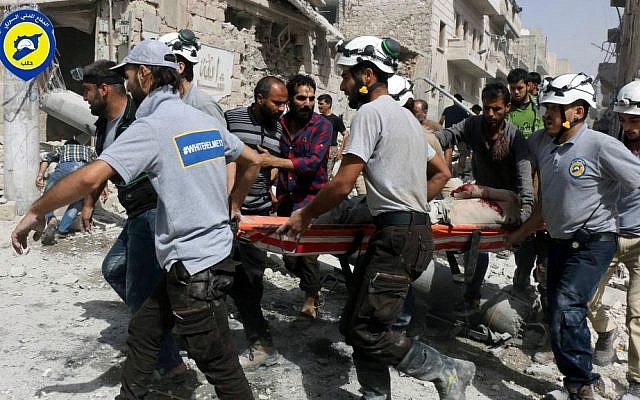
left=117, top=259, right=253, bottom=400
left=340, top=220, right=433, bottom=393
left=229, top=240, right=270, bottom=343
left=283, top=255, right=321, bottom=294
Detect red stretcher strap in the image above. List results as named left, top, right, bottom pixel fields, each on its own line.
left=238, top=215, right=509, bottom=255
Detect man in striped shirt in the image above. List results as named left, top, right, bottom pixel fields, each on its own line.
left=225, top=76, right=288, bottom=369
left=36, top=139, right=96, bottom=245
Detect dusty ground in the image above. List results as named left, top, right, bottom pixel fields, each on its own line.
left=0, top=216, right=631, bottom=400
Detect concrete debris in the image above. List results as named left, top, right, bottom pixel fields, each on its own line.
left=55, top=273, right=79, bottom=285
left=597, top=376, right=618, bottom=399
left=525, top=363, right=557, bottom=379
left=9, top=266, right=26, bottom=277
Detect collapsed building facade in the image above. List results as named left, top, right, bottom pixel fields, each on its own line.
left=598, top=0, right=640, bottom=137
left=0, top=0, right=569, bottom=136
left=0, top=0, right=569, bottom=216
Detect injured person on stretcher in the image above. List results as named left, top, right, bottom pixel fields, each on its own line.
left=237, top=180, right=522, bottom=255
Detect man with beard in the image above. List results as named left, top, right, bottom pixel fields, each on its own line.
left=278, top=36, right=473, bottom=400
left=159, top=29, right=225, bottom=123
left=435, top=82, right=534, bottom=313
left=13, top=39, right=261, bottom=399
left=75, top=59, right=188, bottom=381
left=507, top=73, right=640, bottom=400
left=258, top=74, right=332, bottom=319
left=224, top=76, right=288, bottom=369
left=587, top=81, right=640, bottom=393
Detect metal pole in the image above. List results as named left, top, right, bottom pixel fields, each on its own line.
left=413, top=76, right=474, bottom=115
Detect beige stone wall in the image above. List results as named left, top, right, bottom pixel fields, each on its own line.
left=97, top=0, right=347, bottom=116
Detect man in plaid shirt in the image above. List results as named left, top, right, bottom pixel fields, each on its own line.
left=36, top=139, right=96, bottom=244
left=258, top=74, right=333, bottom=318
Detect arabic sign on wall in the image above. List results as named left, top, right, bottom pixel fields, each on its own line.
left=0, top=9, right=56, bottom=81
left=193, top=45, right=234, bottom=101
left=141, top=33, right=234, bottom=100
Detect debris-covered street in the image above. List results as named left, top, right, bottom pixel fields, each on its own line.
left=0, top=217, right=630, bottom=399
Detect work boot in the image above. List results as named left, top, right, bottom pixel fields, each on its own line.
left=622, top=382, right=640, bottom=400
left=152, top=362, right=190, bottom=384
left=397, top=341, right=475, bottom=399
left=41, top=219, right=58, bottom=246
left=238, top=337, right=279, bottom=370
left=593, top=328, right=618, bottom=366
left=566, top=384, right=595, bottom=400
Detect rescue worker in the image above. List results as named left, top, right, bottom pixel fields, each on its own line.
left=11, top=39, right=261, bottom=400
left=507, top=73, right=640, bottom=400
left=75, top=59, right=188, bottom=381
left=278, top=35, right=475, bottom=400
left=588, top=80, right=640, bottom=399
left=159, top=29, right=225, bottom=122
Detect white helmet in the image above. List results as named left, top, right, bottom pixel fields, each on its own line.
left=613, top=80, right=640, bottom=115
left=158, top=29, right=200, bottom=64
left=335, top=36, right=400, bottom=74
left=539, top=72, right=597, bottom=108
left=387, top=75, right=414, bottom=106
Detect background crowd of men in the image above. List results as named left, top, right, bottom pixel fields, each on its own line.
left=9, top=30, right=640, bottom=400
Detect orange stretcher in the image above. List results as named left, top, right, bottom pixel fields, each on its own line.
left=238, top=215, right=509, bottom=255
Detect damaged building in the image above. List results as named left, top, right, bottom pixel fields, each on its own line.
left=0, top=0, right=566, bottom=137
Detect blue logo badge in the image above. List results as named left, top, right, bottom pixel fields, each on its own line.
left=174, top=129, right=225, bottom=168
left=0, top=10, right=56, bottom=81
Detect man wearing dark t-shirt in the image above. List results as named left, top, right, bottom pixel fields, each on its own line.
left=225, top=76, right=288, bottom=370
left=440, top=93, right=472, bottom=178
left=318, top=94, right=347, bottom=178
left=440, top=93, right=470, bottom=128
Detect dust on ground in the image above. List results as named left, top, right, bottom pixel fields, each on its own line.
left=0, top=218, right=630, bottom=399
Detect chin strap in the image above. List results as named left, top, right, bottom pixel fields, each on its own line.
left=560, top=104, right=571, bottom=130
left=351, top=74, right=387, bottom=109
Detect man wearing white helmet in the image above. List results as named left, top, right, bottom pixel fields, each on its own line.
left=278, top=36, right=475, bottom=400
left=587, top=80, right=640, bottom=399
left=388, top=75, right=445, bottom=166
left=11, top=39, right=261, bottom=399
left=159, top=29, right=225, bottom=123
left=507, top=73, right=640, bottom=400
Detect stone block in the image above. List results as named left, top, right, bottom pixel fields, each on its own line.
left=0, top=200, right=16, bottom=220
left=191, top=15, right=215, bottom=34
left=142, top=10, right=160, bottom=33
left=204, top=3, right=224, bottom=20
left=187, top=0, right=205, bottom=15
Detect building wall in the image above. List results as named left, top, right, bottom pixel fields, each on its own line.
left=428, top=0, right=488, bottom=119
left=616, top=0, right=640, bottom=85
left=337, top=0, right=433, bottom=120
left=95, top=0, right=346, bottom=115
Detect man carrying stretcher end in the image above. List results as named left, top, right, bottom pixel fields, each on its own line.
left=278, top=35, right=476, bottom=400
left=435, top=82, right=534, bottom=312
